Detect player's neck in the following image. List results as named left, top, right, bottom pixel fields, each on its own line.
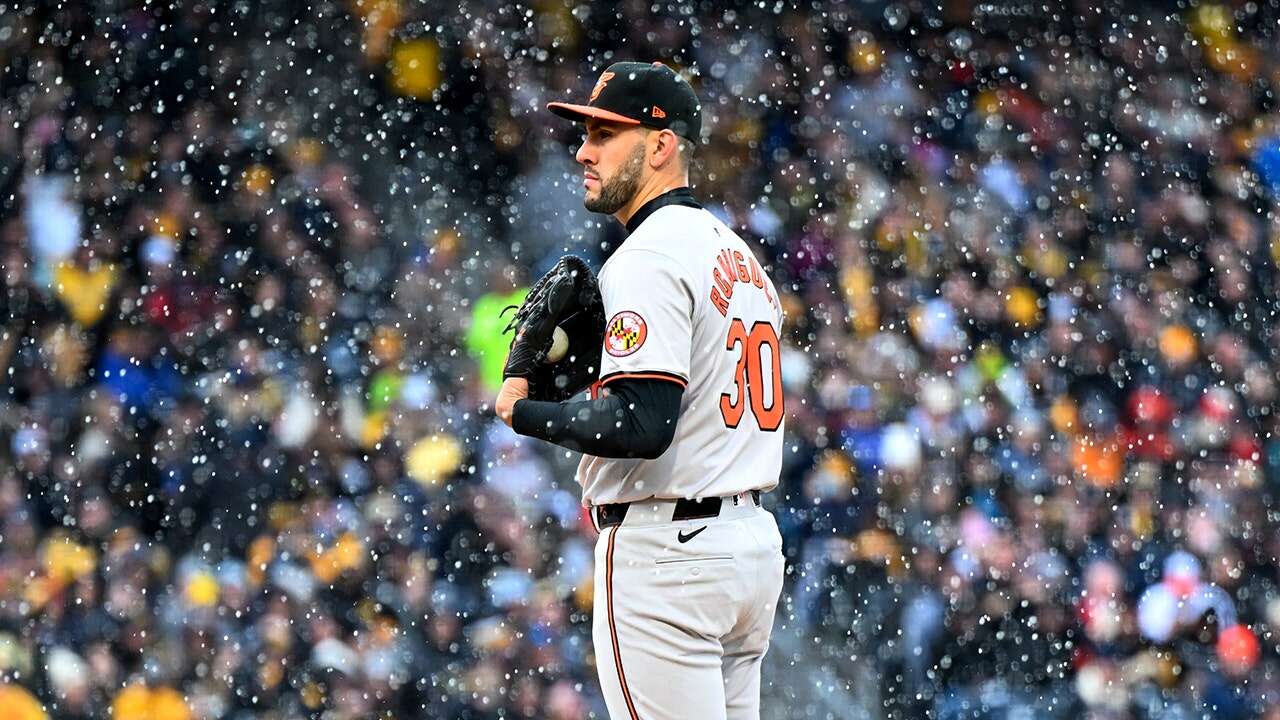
left=614, top=174, right=691, bottom=228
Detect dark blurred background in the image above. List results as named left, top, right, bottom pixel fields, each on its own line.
left=3, top=0, right=1280, bottom=718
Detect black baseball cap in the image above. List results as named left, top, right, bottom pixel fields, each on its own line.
left=547, top=61, right=702, bottom=143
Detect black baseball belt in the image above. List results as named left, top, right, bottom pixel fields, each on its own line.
left=594, top=490, right=761, bottom=530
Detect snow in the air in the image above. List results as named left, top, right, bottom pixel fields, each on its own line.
left=1, top=1, right=1279, bottom=718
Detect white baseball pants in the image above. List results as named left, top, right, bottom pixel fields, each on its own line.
left=591, top=495, right=785, bottom=720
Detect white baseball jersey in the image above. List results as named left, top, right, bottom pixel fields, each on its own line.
left=576, top=202, right=785, bottom=505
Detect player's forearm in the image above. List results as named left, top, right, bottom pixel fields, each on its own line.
left=511, top=378, right=682, bottom=459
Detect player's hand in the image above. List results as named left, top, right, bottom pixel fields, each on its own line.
left=495, top=377, right=530, bottom=427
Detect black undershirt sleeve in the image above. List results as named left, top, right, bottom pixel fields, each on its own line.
left=511, top=378, right=684, bottom=459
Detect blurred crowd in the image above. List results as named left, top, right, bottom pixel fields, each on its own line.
left=3, top=0, right=1280, bottom=719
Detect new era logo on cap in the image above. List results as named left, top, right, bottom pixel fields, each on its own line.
left=546, top=61, right=702, bottom=142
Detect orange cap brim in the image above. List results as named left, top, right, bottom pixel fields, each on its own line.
left=546, top=102, right=643, bottom=126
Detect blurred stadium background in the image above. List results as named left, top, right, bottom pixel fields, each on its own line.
left=3, top=0, right=1280, bottom=718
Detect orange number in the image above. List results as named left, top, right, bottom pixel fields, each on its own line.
left=719, top=319, right=783, bottom=431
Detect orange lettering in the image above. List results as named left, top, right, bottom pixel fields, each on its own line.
left=748, top=257, right=764, bottom=288
left=716, top=250, right=737, bottom=283
left=733, top=251, right=751, bottom=283
left=710, top=248, right=779, bottom=313
left=713, top=268, right=734, bottom=298
left=710, top=287, right=729, bottom=316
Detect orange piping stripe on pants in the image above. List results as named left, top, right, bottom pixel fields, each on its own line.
left=607, top=526, right=641, bottom=720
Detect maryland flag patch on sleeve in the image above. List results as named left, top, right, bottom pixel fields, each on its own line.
left=605, top=310, right=647, bottom=357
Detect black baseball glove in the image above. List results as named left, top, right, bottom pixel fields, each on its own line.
left=502, top=255, right=606, bottom=402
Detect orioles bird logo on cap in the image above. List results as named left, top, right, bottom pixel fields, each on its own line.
left=590, top=71, right=615, bottom=103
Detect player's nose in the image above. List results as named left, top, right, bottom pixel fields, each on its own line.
left=575, top=141, right=595, bottom=167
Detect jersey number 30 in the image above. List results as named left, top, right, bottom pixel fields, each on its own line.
left=720, top=319, right=784, bottom=431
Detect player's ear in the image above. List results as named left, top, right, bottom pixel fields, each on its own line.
left=649, top=129, right=679, bottom=169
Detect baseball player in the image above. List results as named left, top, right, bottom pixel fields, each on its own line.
left=495, top=61, right=785, bottom=720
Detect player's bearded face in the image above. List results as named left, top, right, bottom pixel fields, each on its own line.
left=585, top=139, right=645, bottom=214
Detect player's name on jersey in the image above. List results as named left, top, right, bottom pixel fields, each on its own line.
left=710, top=247, right=777, bottom=316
